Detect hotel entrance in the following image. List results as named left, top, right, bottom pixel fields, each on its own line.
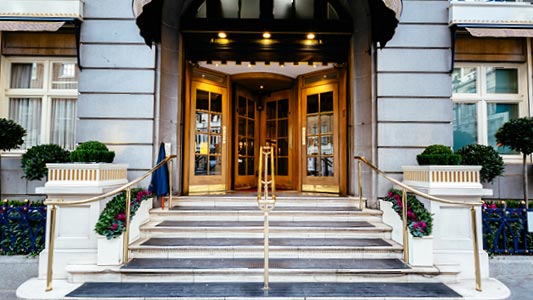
left=184, top=65, right=346, bottom=194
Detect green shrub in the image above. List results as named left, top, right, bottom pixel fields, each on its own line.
left=0, top=199, right=46, bottom=256
left=21, top=144, right=71, bottom=181
left=70, top=141, right=115, bottom=163
left=95, top=189, right=152, bottom=239
left=0, top=118, right=26, bottom=151
left=457, top=144, right=504, bottom=183
left=495, top=117, right=533, bottom=156
left=383, top=189, right=433, bottom=237
left=416, top=144, right=462, bottom=165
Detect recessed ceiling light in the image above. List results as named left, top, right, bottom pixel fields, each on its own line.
left=307, top=33, right=316, bottom=40
left=218, top=32, right=227, bottom=38
left=263, top=32, right=271, bottom=39
left=260, top=85, right=264, bottom=89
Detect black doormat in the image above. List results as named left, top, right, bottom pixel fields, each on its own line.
left=67, top=282, right=462, bottom=298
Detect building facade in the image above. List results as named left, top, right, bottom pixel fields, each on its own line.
left=0, top=0, right=532, bottom=204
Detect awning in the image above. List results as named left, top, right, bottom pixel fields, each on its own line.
left=368, top=0, right=403, bottom=48
left=0, top=21, right=65, bottom=32
left=466, top=27, right=533, bottom=38
left=133, top=0, right=402, bottom=48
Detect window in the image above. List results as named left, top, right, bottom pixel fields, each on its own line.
left=1, top=57, right=78, bottom=150
left=452, top=64, right=527, bottom=155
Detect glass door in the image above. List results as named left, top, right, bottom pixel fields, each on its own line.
left=262, top=90, right=293, bottom=190
left=187, top=81, right=228, bottom=193
left=234, top=88, right=258, bottom=190
left=301, top=83, right=339, bottom=193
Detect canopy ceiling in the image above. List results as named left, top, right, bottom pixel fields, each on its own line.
left=134, top=0, right=402, bottom=61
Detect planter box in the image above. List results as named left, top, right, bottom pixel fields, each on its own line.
left=44, top=163, right=128, bottom=188
left=97, top=198, right=153, bottom=266
left=402, top=165, right=483, bottom=195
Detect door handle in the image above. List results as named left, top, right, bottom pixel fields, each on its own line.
left=302, top=127, right=306, bottom=145
left=223, top=126, right=227, bottom=144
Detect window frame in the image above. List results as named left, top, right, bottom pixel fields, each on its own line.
left=452, top=62, right=529, bottom=163
left=0, top=56, right=78, bottom=153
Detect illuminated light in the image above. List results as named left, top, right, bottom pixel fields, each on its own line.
left=217, top=38, right=230, bottom=45
left=307, top=33, right=316, bottom=40
left=248, top=63, right=252, bottom=68
left=202, top=74, right=206, bottom=78
left=218, top=32, right=227, bottom=38
left=260, top=85, right=264, bottom=89
left=263, top=32, right=271, bottom=39
left=215, top=63, right=219, bottom=67
left=279, top=62, right=285, bottom=68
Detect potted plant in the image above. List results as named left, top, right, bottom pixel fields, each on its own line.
left=403, top=144, right=482, bottom=190
left=43, top=141, right=127, bottom=188
left=495, top=117, right=533, bottom=208
left=0, top=118, right=26, bottom=197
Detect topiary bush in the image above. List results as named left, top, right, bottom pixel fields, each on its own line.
left=21, top=144, right=71, bottom=181
left=495, top=117, right=533, bottom=205
left=457, top=144, right=504, bottom=184
left=70, top=141, right=115, bottom=163
left=416, top=144, right=462, bottom=165
left=0, top=118, right=26, bottom=152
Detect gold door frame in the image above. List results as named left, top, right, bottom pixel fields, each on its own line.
left=184, top=67, right=230, bottom=194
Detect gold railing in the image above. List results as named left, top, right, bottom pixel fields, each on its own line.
left=43, top=154, right=177, bottom=292
left=355, top=156, right=483, bottom=292
left=256, top=146, right=277, bottom=290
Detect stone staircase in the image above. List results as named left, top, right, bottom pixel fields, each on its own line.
left=65, top=195, right=464, bottom=299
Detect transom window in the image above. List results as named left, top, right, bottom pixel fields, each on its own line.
left=452, top=63, right=527, bottom=155
left=1, top=57, right=78, bottom=150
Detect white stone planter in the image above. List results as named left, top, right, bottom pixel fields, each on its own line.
left=97, top=235, right=123, bottom=266
left=43, top=163, right=128, bottom=188
left=97, top=198, right=153, bottom=266
left=409, top=235, right=433, bottom=267
left=380, top=200, right=434, bottom=267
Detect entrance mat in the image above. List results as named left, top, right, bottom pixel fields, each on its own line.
left=141, top=237, right=392, bottom=247
left=67, top=282, right=462, bottom=298
left=122, top=258, right=409, bottom=270
left=157, top=220, right=375, bottom=228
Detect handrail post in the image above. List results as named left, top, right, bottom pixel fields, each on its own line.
left=168, top=158, right=173, bottom=210
left=402, top=189, right=409, bottom=264
left=123, top=188, right=132, bottom=264
left=471, top=206, right=482, bottom=291
left=45, top=204, right=57, bottom=292
left=358, top=159, right=363, bottom=209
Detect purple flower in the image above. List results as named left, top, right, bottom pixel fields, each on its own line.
left=115, top=213, right=126, bottom=221
left=110, top=223, right=118, bottom=231
left=407, top=211, right=416, bottom=220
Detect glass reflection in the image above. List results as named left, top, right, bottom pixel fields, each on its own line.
left=487, top=103, right=518, bottom=154
left=208, top=156, right=221, bottom=175
left=453, top=103, right=477, bottom=152
left=195, top=155, right=208, bottom=175
left=320, top=92, right=333, bottom=112
left=211, top=93, right=222, bottom=112
left=486, top=68, right=518, bottom=94
left=307, top=94, right=319, bottom=114
left=321, top=157, right=334, bottom=177
left=278, top=158, right=288, bottom=176
left=452, top=67, right=477, bottom=94
left=196, top=90, right=209, bottom=110
left=321, top=114, right=333, bottom=133
left=278, top=99, right=288, bottom=118
left=278, top=120, right=288, bottom=137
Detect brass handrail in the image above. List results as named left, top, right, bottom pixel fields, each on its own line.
left=44, top=154, right=177, bottom=292
left=355, top=156, right=483, bottom=292
left=257, top=146, right=277, bottom=290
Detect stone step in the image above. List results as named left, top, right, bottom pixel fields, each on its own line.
left=140, top=220, right=392, bottom=239
left=65, top=282, right=463, bottom=299
left=149, top=207, right=383, bottom=222
left=67, top=258, right=447, bottom=284
left=171, top=195, right=364, bottom=208
left=129, top=237, right=404, bottom=259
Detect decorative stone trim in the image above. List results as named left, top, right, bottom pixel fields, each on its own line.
left=402, top=165, right=482, bottom=189
left=45, top=163, right=128, bottom=187
left=449, top=2, right=533, bottom=26
left=0, top=0, right=84, bottom=20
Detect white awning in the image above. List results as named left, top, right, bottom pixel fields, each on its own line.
left=383, top=0, right=403, bottom=20
left=133, top=0, right=154, bottom=19
left=0, top=21, right=65, bottom=32
left=466, top=27, right=533, bottom=38
left=0, top=0, right=83, bottom=20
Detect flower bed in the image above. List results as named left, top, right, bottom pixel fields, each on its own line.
left=94, top=188, right=152, bottom=239
left=482, top=200, right=533, bottom=255
left=383, top=189, right=433, bottom=237
left=0, top=200, right=46, bottom=256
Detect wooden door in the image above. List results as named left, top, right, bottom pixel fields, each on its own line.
left=300, top=83, right=340, bottom=193
left=234, top=88, right=258, bottom=190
